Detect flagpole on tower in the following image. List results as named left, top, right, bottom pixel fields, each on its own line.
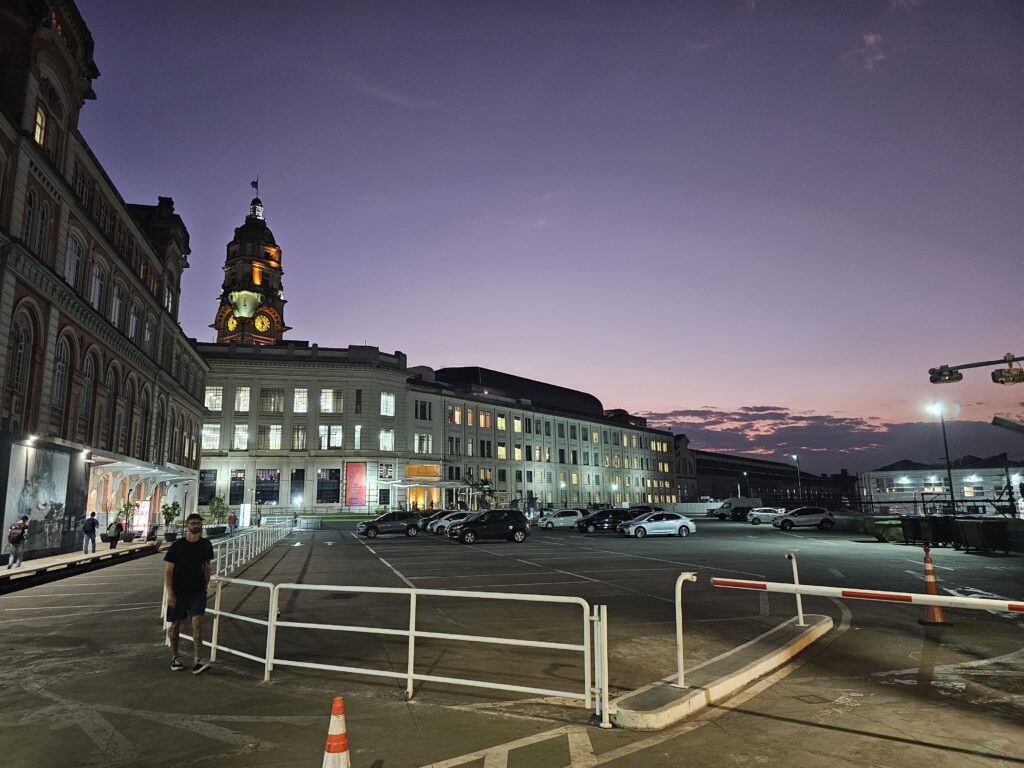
left=251, top=177, right=259, bottom=197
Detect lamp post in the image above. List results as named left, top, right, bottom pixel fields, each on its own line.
left=790, top=454, right=802, bottom=501
left=559, top=481, right=566, bottom=508
left=928, top=403, right=957, bottom=514
left=611, top=482, right=618, bottom=508
left=743, top=471, right=749, bottom=496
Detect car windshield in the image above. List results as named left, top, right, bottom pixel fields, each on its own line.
left=461, top=511, right=485, bottom=523
left=627, top=512, right=654, bottom=524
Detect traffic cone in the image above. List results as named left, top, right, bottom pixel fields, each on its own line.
left=919, top=545, right=950, bottom=626
left=322, top=696, right=350, bottom=768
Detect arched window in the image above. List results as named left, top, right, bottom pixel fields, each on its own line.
left=51, top=337, right=70, bottom=432
left=23, top=190, right=36, bottom=250
left=79, top=354, right=95, bottom=432
left=155, top=400, right=166, bottom=464
left=89, top=261, right=107, bottom=310
left=64, top=235, right=83, bottom=288
left=138, top=390, right=150, bottom=461
left=121, top=379, right=135, bottom=454
left=37, top=202, right=50, bottom=258
left=4, top=311, right=35, bottom=429
left=34, top=106, right=46, bottom=146
left=103, top=368, right=117, bottom=450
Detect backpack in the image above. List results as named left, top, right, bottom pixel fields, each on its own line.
left=107, top=521, right=119, bottom=536
left=7, top=524, right=23, bottom=545
left=83, top=518, right=96, bottom=534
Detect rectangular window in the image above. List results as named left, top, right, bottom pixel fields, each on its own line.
left=378, top=488, right=391, bottom=506
left=354, top=389, right=362, bottom=413
left=414, top=433, right=433, bottom=453
left=514, top=444, right=522, bottom=461
left=320, top=388, right=343, bottom=413
left=110, top=286, right=124, bottom=328
left=513, top=417, right=522, bottom=433
left=467, top=407, right=474, bottom=426
left=255, top=468, right=280, bottom=504
left=415, top=400, right=432, bottom=420
left=545, top=447, right=552, bottom=462
left=292, top=424, right=307, bottom=450
left=64, top=237, right=82, bottom=287
left=526, top=445, right=533, bottom=461
left=205, top=386, right=223, bottom=411
left=571, top=449, right=578, bottom=464
left=479, top=411, right=492, bottom=429
left=380, top=391, right=395, bottom=417
left=379, top=463, right=394, bottom=480
left=526, top=470, right=533, bottom=483
left=128, top=305, right=140, bottom=341
left=229, top=469, right=245, bottom=505
left=583, top=451, right=590, bottom=465
left=257, top=424, right=282, bottom=450
left=232, top=424, right=249, bottom=450
left=329, top=425, right=343, bottom=448
left=559, top=448, right=566, bottom=463
left=498, top=469, right=507, bottom=483
left=545, top=421, right=551, bottom=436
left=558, top=423, right=565, bottom=438
left=497, top=414, right=507, bottom=431
left=201, top=423, right=221, bottom=450
left=447, top=404, right=462, bottom=424
left=379, top=429, right=395, bottom=451
left=316, top=468, right=341, bottom=504
left=234, top=386, right=250, bottom=412
left=515, top=470, right=523, bottom=482
left=354, top=425, right=361, bottom=450
left=259, top=388, right=285, bottom=413
left=293, top=388, right=308, bottom=413
left=89, top=264, right=105, bottom=310
left=290, top=468, right=305, bottom=505
left=525, top=418, right=532, bottom=434
left=593, top=430, right=599, bottom=444
left=497, top=441, right=507, bottom=460
left=198, top=469, right=217, bottom=505
left=570, top=425, right=577, bottom=440
left=571, top=472, right=579, bottom=485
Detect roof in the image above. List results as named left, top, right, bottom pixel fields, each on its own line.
left=433, top=366, right=605, bottom=417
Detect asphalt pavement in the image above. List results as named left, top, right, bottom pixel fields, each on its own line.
left=0, top=519, right=1021, bottom=767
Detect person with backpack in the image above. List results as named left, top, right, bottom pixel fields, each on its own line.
left=6, top=515, right=29, bottom=569
left=107, top=518, right=123, bottom=549
left=82, top=512, right=99, bottom=554
left=164, top=513, right=214, bottom=674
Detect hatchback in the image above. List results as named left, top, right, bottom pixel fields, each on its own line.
left=429, top=511, right=472, bottom=535
left=355, top=511, right=421, bottom=538
left=447, top=509, right=531, bottom=544
left=577, top=509, right=634, bottom=533
left=619, top=512, right=697, bottom=538
left=747, top=507, right=784, bottom=525
left=772, top=506, right=834, bottom=531
left=537, top=509, right=585, bottom=529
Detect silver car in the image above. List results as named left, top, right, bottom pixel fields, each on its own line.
left=619, top=512, right=696, bottom=538
left=747, top=507, right=784, bottom=525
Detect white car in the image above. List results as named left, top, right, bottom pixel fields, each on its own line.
left=537, top=509, right=584, bottom=529
left=747, top=507, right=784, bottom=525
left=620, top=512, right=696, bottom=538
left=771, top=506, right=835, bottom=531
left=428, top=511, right=470, bottom=535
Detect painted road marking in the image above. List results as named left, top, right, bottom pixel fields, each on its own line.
left=829, top=568, right=845, bottom=579
left=908, top=559, right=955, bottom=571
left=352, top=535, right=415, bottom=587
left=776, top=532, right=840, bottom=546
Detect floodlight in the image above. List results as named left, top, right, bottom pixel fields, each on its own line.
left=929, top=365, right=963, bottom=384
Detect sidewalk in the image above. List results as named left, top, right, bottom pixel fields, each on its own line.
left=0, top=539, right=164, bottom=593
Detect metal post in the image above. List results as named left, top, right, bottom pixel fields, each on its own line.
left=599, top=604, right=611, bottom=729
left=591, top=606, right=602, bottom=719
left=210, top=580, right=223, bottom=661
left=938, top=408, right=956, bottom=514
left=674, top=571, right=698, bottom=688
left=583, top=602, right=592, bottom=710
left=264, top=585, right=280, bottom=682
left=406, top=592, right=418, bottom=700
left=785, top=552, right=805, bottom=626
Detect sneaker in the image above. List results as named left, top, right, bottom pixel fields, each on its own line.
left=192, top=659, right=210, bottom=675
left=170, top=656, right=184, bottom=671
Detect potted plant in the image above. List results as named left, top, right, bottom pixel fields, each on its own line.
left=120, top=498, right=140, bottom=542
left=205, top=495, right=229, bottom=537
left=161, top=500, right=181, bottom=542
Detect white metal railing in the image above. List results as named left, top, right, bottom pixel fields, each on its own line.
left=674, top=571, right=698, bottom=688
left=191, top=577, right=609, bottom=721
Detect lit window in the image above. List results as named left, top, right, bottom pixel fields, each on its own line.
left=414, top=433, right=433, bottom=453
left=379, top=428, right=395, bottom=451
left=64, top=236, right=82, bottom=287
left=513, top=417, right=522, bottom=433
left=497, top=442, right=507, bottom=460
left=232, top=424, right=249, bottom=450
left=201, top=424, right=221, bottom=450
left=380, top=391, right=395, bottom=417
left=89, top=263, right=106, bottom=310
left=353, top=425, right=362, bottom=450
left=204, top=386, right=223, bottom=411
left=447, top=405, right=462, bottom=424
left=292, top=424, right=306, bottom=450
left=497, top=415, right=506, bottom=431
left=234, top=386, right=250, bottom=412
left=34, top=107, right=46, bottom=146
left=320, top=388, right=343, bottom=413
left=514, top=444, right=522, bottom=461
left=258, top=425, right=282, bottom=450
left=293, top=388, right=308, bottom=413
left=479, top=411, right=492, bottom=429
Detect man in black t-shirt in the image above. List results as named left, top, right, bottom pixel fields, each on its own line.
left=164, top=513, right=215, bottom=674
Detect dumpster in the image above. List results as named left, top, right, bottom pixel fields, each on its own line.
left=918, top=515, right=957, bottom=547
left=874, top=520, right=905, bottom=543
left=900, top=516, right=923, bottom=544
left=954, top=518, right=1010, bottom=554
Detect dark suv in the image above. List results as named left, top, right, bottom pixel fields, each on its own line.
left=447, top=509, right=531, bottom=544
left=577, top=509, right=634, bottom=533
left=355, top=511, right=421, bottom=538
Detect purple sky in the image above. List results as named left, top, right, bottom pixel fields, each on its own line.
left=76, top=1, right=1023, bottom=474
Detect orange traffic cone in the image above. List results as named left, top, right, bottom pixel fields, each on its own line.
left=322, top=696, right=350, bottom=768
left=919, top=545, right=950, bottom=626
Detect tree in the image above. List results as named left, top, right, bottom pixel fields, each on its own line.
left=161, top=500, right=181, bottom=530
left=207, top=495, right=228, bottom=525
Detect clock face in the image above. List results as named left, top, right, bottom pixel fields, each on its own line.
left=254, top=314, right=271, bottom=332
left=226, top=316, right=238, bottom=332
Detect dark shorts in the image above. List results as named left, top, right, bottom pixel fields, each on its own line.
left=168, top=591, right=207, bottom=622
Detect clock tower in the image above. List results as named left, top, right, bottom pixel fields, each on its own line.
left=212, top=195, right=290, bottom=344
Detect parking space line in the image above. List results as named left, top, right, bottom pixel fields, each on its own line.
left=776, top=532, right=841, bottom=546
left=352, top=536, right=415, bottom=587
left=907, top=559, right=955, bottom=571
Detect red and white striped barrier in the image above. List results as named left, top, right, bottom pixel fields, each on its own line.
left=711, top=578, right=1024, bottom=613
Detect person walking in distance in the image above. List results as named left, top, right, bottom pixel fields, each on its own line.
left=107, top=517, right=123, bottom=549
left=252, top=508, right=261, bottom=528
left=165, top=513, right=214, bottom=674
left=227, top=511, right=237, bottom=537
left=6, top=515, right=29, bottom=569
left=82, top=512, right=99, bottom=554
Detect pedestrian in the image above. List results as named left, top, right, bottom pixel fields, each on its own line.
left=107, top=517, right=123, bottom=549
left=164, top=513, right=214, bottom=675
left=6, top=515, right=29, bottom=569
left=82, top=512, right=99, bottom=554
left=227, top=511, right=237, bottom=537
left=252, top=508, right=261, bottom=528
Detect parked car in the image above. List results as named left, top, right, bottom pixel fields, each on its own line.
left=772, top=506, right=834, bottom=531
left=429, top=511, right=472, bottom=536
left=356, top=511, right=421, bottom=538
left=626, top=505, right=666, bottom=517
left=619, top=512, right=697, bottom=538
left=747, top=507, right=785, bottom=525
left=418, top=509, right=454, bottom=531
left=447, top=509, right=531, bottom=544
left=577, top=509, right=634, bottom=533
left=537, top=509, right=585, bottom=529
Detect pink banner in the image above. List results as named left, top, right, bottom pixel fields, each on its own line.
left=346, top=462, right=366, bottom=506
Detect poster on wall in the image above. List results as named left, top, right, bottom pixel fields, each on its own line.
left=345, top=462, right=366, bottom=506
left=4, top=444, right=71, bottom=555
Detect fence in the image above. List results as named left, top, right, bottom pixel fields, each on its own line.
left=171, top=576, right=612, bottom=725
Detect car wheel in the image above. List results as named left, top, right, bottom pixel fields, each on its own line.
left=751, top=518, right=761, bottom=525
left=545, top=522, right=554, bottom=529
left=511, top=529, right=527, bottom=543
left=587, top=524, right=597, bottom=534
left=365, top=527, right=378, bottom=538
left=406, top=526, right=418, bottom=537
left=780, top=520, right=794, bottom=531
left=634, top=527, right=647, bottom=538
left=818, top=519, right=834, bottom=531
left=677, top=526, right=690, bottom=537
left=717, top=513, right=727, bottom=521
left=461, top=530, right=476, bottom=545
left=436, top=526, right=445, bottom=536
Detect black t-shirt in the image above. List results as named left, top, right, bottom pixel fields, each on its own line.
left=164, top=537, right=214, bottom=595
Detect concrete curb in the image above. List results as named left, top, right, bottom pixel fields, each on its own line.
left=610, top=614, right=833, bottom=730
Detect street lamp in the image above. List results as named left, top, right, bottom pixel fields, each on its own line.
left=611, top=482, right=618, bottom=507
left=928, top=403, right=957, bottom=514
left=559, top=481, right=567, bottom=507
left=790, top=454, right=801, bottom=500
left=743, top=471, right=749, bottom=496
